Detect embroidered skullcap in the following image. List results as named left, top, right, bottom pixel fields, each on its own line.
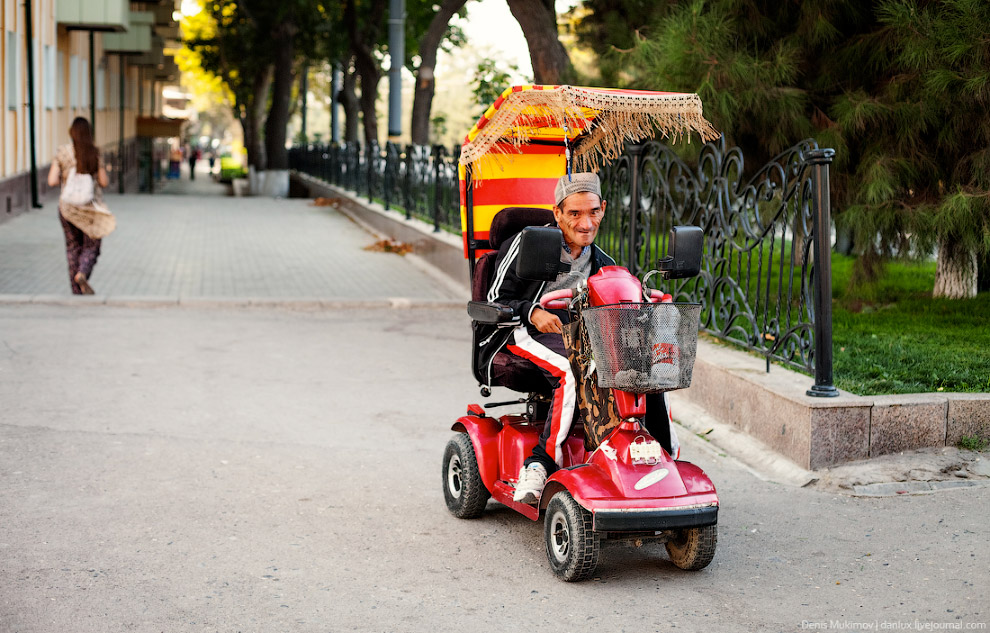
left=554, top=172, right=602, bottom=207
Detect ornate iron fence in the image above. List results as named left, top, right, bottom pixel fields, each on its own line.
left=599, top=138, right=836, bottom=394
left=289, top=142, right=462, bottom=234
left=290, top=138, right=837, bottom=395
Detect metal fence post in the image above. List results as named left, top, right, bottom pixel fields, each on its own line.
left=383, top=142, right=393, bottom=210
left=626, top=144, right=643, bottom=274
left=404, top=145, right=413, bottom=220
left=432, top=145, right=442, bottom=232
left=806, top=148, right=839, bottom=397
left=366, top=143, right=374, bottom=202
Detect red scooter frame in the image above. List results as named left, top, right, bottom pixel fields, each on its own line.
left=444, top=260, right=718, bottom=581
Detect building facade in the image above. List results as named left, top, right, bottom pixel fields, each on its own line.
left=1, top=0, right=179, bottom=222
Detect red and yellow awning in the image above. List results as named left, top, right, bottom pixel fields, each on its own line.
left=459, top=85, right=718, bottom=257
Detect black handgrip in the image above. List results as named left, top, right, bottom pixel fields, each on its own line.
left=467, top=301, right=515, bottom=324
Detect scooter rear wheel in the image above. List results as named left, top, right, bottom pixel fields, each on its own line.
left=544, top=492, right=600, bottom=582
left=442, top=433, right=490, bottom=519
left=665, top=524, right=717, bottom=570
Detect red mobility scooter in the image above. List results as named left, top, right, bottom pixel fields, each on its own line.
left=442, top=86, right=720, bottom=581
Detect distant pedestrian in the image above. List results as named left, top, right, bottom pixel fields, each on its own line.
left=188, top=146, right=200, bottom=180
left=208, top=149, right=217, bottom=173
left=47, top=117, right=110, bottom=295
left=168, top=145, right=182, bottom=179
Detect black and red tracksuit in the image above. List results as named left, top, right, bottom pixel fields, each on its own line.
left=479, top=229, right=615, bottom=473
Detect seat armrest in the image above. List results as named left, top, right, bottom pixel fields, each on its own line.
left=467, top=301, right=515, bottom=324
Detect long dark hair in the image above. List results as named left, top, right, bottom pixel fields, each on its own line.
left=69, top=117, right=99, bottom=176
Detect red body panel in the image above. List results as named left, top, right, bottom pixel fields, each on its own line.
left=453, top=266, right=718, bottom=531
left=454, top=415, right=718, bottom=526
left=545, top=424, right=718, bottom=513
left=587, top=266, right=644, bottom=305
left=586, top=267, right=652, bottom=418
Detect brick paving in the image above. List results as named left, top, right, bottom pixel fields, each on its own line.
left=0, top=176, right=465, bottom=302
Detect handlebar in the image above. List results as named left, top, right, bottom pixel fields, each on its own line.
left=539, top=289, right=574, bottom=310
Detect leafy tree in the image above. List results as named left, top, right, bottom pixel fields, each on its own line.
left=184, top=1, right=336, bottom=171
left=258, top=0, right=334, bottom=170
left=183, top=0, right=275, bottom=170
left=585, top=0, right=989, bottom=297
left=344, top=0, right=387, bottom=145
left=409, top=0, right=468, bottom=145
left=875, top=0, right=990, bottom=298
left=569, top=0, right=677, bottom=85
left=506, top=0, right=574, bottom=84
left=471, top=58, right=518, bottom=117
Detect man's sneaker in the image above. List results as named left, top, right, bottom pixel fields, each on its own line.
left=512, top=463, right=547, bottom=504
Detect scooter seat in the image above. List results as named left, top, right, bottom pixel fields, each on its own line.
left=491, top=351, right=552, bottom=395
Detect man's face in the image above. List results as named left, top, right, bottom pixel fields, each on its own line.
left=553, top=191, right=606, bottom=253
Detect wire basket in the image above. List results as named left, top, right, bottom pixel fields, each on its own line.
left=582, top=302, right=701, bottom=393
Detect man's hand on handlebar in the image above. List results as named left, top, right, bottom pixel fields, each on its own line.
left=530, top=307, right=563, bottom=334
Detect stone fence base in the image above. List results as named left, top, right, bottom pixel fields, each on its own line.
left=675, top=339, right=990, bottom=470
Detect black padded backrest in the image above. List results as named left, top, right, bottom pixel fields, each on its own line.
left=488, top=207, right=556, bottom=251
left=472, top=207, right=556, bottom=302
left=472, top=251, right=498, bottom=302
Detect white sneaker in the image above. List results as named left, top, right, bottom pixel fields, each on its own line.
left=512, top=463, right=547, bottom=504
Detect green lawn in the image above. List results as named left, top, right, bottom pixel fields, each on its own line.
left=830, top=254, right=990, bottom=395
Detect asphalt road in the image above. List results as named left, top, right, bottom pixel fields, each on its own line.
left=1, top=305, right=987, bottom=632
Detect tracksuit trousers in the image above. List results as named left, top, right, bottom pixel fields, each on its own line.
left=506, top=323, right=576, bottom=474
left=505, top=322, right=678, bottom=475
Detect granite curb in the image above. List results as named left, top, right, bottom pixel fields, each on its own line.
left=0, top=294, right=465, bottom=310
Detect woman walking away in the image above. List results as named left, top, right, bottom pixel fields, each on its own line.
left=47, top=117, right=109, bottom=295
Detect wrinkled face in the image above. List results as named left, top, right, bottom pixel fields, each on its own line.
left=553, top=192, right=606, bottom=254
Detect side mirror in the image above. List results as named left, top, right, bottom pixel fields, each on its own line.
left=515, top=226, right=567, bottom=281
left=657, top=226, right=704, bottom=279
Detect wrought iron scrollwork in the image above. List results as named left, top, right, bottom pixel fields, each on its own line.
left=289, top=136, right=832, bottom=379
left=620, top=137, right=825, bottom=373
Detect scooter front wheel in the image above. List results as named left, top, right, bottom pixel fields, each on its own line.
left=665, top=524, right=717, bottom=570
left=544, top=492, right=600, bottom=582
left=442, top=433, right=490, bottom=519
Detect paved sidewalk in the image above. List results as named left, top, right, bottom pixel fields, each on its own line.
left=0, top=188, right=466, bottom=302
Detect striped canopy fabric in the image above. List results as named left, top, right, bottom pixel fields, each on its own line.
left=459, top=85, right=718, bottom=257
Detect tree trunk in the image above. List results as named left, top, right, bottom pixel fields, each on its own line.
left=978, top=250, right=989, bottom=293
left=346, top=0, right=386, bottom=146
left=245, top=65, right=272, bottom=170
left=295, top=61, right=310, bottom=143
left=264, top=21, right=297, bottom=171
left=339, top=62, right=360, bottom=143
left=355, top=55, right=381, bottom=146
left=834, top=220, right=854, bottom=256
left=410, top=0, right=467, bottom=145
left=933, top=238, right=978, bottom=299
left=505, top=0, right=573, bottom=84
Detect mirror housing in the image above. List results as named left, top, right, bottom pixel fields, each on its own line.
left=515, top=226, right=567, bottom=281
left=657, top=226, right=704, bottom=279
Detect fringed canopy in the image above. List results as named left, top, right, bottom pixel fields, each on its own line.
left=459, top=85, right=719, bottom=177
left=458, top=85, right=719, bottom=259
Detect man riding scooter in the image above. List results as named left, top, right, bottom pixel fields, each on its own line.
left=481, top=172, right=614, bottom=503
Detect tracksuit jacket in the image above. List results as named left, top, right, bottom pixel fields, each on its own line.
left=475, top=227, right=615, bottom=387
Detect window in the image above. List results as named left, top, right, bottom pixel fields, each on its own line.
left=44, top=45, right=54, bottom=110
left=57, top=51, right=64, bottom=109
left=6, top=31, right=18, bottom=111
left=80, top=59, right=88, bottom=108
left=96, top=65, right=105, bottom=110
left=70, top=54, right=78, bottom=108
